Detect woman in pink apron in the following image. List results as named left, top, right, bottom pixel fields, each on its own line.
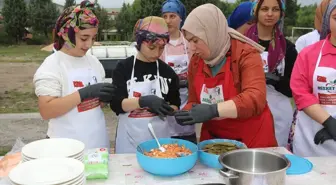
left=244, top=0, right=298, bottom=147
left=289, top=1, right=336, bottom=157
left=33, top=1, right=114, bottom=150
left=160, top=0, right=196, bottom=143
left=110, top=17, right=181, bottom=153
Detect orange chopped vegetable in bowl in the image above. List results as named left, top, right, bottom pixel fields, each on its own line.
left=136, top=138, right=198, bottom=176
left=144, top=143, right=192, bottom=158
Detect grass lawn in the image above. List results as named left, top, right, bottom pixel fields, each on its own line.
left=0, top=45, right=50, bottom=63
left=0, top=90, right=38, bottom=113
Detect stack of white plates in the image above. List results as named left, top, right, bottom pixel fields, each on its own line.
left=21, top=138, right=85, bottom=163
left=8, top=158, right=86, bottom=185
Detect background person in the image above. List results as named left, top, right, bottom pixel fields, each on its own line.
left=245, top=0, right=298, bottom=147
left=160, top=0, right=196, bottom=143
left=289, top=0, right=336, bottom=157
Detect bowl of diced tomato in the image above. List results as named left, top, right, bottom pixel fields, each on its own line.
left=136, top=138, right=198, bottom=176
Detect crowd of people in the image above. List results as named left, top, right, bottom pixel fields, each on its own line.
left=33, top=0, right=336, bottom=157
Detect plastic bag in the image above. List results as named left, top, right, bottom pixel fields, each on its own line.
left=0, top=138, right=26, bottom=179
left=84, top=148, right=109, bottom=180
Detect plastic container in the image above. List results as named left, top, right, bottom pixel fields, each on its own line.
left=198, top=139, right=247, bottom=169
left=136, top=138, right=198, bottom=176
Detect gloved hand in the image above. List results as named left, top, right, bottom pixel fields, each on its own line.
left=174, top=104, right=219, bottom=125
left=78, top=83, right=111, bottom=102
left=139, top=95, right=174, bottom=120
left=179, top=80, right=188, bottom=88
left=314, top=128, right=333, bottom=145
left=99, top=84, right=116, bottom=102
left=322, top=116, right=336, bottom=140
left=265, top=72, right=280, bottom=81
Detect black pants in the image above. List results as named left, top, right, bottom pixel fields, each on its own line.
left=171, top=133, right=197, bottom=144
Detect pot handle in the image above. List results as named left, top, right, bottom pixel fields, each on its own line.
left=219, top=168, right=239, bottom=179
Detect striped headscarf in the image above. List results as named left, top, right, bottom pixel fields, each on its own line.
left=54, top=0, right=99, bottom=50
left=320, top=0, right=336, bottom=40
left=133, top=16, right=169, bottom=50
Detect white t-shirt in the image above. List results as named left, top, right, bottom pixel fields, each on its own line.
left=295, top=30, right=320, bottom=53
left=33, top=51, right=105, bottom=97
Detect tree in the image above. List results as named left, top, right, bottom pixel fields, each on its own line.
left=284, top=0, right=300, bottom=35
left=115, top=3, right=134, bottom=40
left=28, top=0, right=59, bottom=38
left=94, top=3, right=114, bottom=41
left=64, top=0, right=76, bottom=9
left=2, top=0, right=28, bottom=43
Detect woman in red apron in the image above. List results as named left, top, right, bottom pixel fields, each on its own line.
left=174, top=4, right=278, bottom=148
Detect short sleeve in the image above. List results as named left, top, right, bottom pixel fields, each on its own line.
left=33, top=55, right=62, bottom=97
left=290, top=51, right=319, bottom=110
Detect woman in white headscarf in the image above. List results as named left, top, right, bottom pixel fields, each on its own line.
left=174, top=4, right=278, bottom=148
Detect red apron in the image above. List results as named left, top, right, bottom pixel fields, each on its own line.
left=194, top=57, right=277, bottom=148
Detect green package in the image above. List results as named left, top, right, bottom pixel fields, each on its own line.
left=84, top=148, right=109, bottom=180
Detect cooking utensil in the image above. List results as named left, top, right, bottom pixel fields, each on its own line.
left=126, top=130, right=144, bottom=153
left=148, top=123, right=166, bottom=152
left=218, top=149, right=290, bottom=185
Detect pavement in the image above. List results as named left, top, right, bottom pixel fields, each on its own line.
left=0, top=112, right=201, bottom=153
left=0, top=112, right=118, bottom=152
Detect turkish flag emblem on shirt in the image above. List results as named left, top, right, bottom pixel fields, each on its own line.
left=168, top=62, right=174, bottom=67
left=317, top=76, right=327, bottom=82
left=73, top=81, right=84, bottom=87
left=133, top=91, right=141, bottom=97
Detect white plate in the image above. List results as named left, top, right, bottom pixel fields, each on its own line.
left=9, top=158, right=84, bottom=185
left=22, top=138, right=85, bottom=159
left=22, top=153, right=84, bottom=160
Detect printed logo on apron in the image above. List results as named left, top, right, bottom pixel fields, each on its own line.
left=261, top=52, right=269, bottom=73
left=261, top=52, right=285, bottom=76
left=316, top=75, right=336, bottom=105
left=200, top=85, right=224, bottom=104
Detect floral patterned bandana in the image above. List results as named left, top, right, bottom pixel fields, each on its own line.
left=133, top=16, right=169, bottom=50
left=54, top=0, right=99, bottom=50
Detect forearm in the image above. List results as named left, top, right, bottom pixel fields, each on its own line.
left=121, top=98, right=140, bottom=112
left=217, top=100, right=238, bottom=119
left=39, top=91, right=81, bottom=120
left=171, top=105, right=179, bottom=111
left=303, top=104, right=330, bottom=125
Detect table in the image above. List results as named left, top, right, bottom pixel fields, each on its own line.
left=86, top=147, right=336, bottom=185
left=2, top=147, right=336, bottom=185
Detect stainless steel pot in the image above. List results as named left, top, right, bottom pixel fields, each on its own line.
left=218, top=149, right=290, bottom=185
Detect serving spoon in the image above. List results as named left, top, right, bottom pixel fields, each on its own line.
left=148, top=123, right=166, bottom=152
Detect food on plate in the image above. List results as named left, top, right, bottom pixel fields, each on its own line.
left=144, top=143, right=192, bottom=158
left=202, top=142, right=241, bottom=155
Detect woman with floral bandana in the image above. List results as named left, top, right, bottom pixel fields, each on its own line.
left=110, top=16, right=181, bottom=153
left=33, top=1, right=114, bottom=150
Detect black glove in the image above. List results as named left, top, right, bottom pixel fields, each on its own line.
left=78, top=83, right=110, bottom=102
left=314, top=128, right=333, bottom=145
left=265, top=72, right=280, bottom=85
left=139, top=95, right=174, bottom=120
left=179, top=80, right=188, bottom=88
left=322, top=116, right=336, bottom=140
left=174, top=104, right=219, bottom=125
left=99, top=84, right=116, bottom=102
